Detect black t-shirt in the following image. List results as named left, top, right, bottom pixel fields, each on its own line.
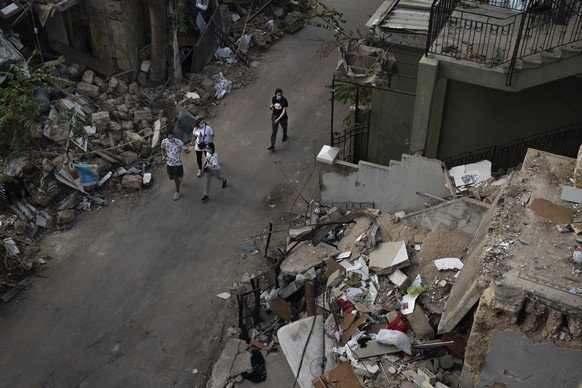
left=271, top=96, right=288, bottom=120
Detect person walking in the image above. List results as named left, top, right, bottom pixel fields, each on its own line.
left=192, top=117, right=215, bottom=177
left=201, top=142, right=227, bottom=201
left=268, top=88, right=288, bottom=151
left=160, top=129, right=191, bottom=200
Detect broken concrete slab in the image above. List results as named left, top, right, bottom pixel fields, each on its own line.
left=369, top=241, right=409, bottom=272
left=474, top=330, right=582, bottom=388
left=207, top=338, right=252, bottom=388
left=403, top=197, right=489, bottom=236
left=560, top=185, right=582, bottom=204
left=279, top=241, right=335, bottom=277
left=320, top=154, right=451, bottom=214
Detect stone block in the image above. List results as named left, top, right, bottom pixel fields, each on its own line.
left=91, top=111, right=111, bottom=127
left=120, top=151, right=138, bottom=166
left=128, top=82, right=139, bottom=93
left=56, top=210, right=75, bottom=225
left=116, top=80, right=129, bottom=95
left=76, top=82, right=100, bottom=97
left=136, top=71, right=147, bottom=86
left=418, top=366, right=437, bottom=385
left=110, top=121, right=121, bottom=131
left=124, top=130, right=145, bottom=151
left=252, top=31, right=267, bottom=50
left=108, top=77, right=119, bottom=90
left=82, top=69, right=94, bottom=84
left=121, top=121, right=134, bottom=130
left=284, top=11, right=305, bottom=33
left=133, top=109, right=153, bottom=122
left=121, top=175, right=142, bottom=190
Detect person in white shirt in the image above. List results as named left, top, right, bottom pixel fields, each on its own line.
left=160, top=130, right=191, bottom=200
left=201, top=142, right=227, bottom=201
left=191, top=117, right=215, bottom=177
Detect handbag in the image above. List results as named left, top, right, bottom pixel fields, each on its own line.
left=197, top=141, right=207, bottom=150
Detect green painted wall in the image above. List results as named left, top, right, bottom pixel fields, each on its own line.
left=437, top=76, right=582, bottom=160
left=368, top=46, right=421, bottom=165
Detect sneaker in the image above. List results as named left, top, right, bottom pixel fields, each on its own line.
left=197, top=169, right=203, bottom=177
left=282, top=135, right=287, bottom=142
left=202, top=195, right=209, bottom=201
left=267, top=145, right=275, bottom=151
left=222, top=179, right=227, bottom=189
left=173, top=192, right=181, bottom=201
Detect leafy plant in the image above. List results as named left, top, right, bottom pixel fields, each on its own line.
left=0, top=52, right=72, bottom=153
left=309, top=2, right=377, bottom=125
left=173, top=10, right=194, bottom=33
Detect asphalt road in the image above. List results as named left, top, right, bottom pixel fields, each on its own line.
left=0, top=1, right=381, bottom=387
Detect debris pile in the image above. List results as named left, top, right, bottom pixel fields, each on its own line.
left=209, top=204, right=475, bottom=387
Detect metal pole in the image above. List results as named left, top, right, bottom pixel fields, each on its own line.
left=331, top=77, right=335, bottom=146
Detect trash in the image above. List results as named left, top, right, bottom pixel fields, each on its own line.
left=217, top=292, right=231, bottom=299
left=449, top=160, right=492, bottom=187
left=3, top=238, right=20, bottom=255
left=185, top=91, right=200, bottom=101
left=401, top=275, right=425, bottom=315
left=55, top=161, right=89, bottom=194
left=214, top=47, right=233, bottom=60
left=529, top=197, right=574, bottom=224
left=434, top=257, right=464, bottom=271
left=375, top=329, right=412, bottom=355
left=214, top=72, right=232, bottom=99
left=195, top=0, right=208, bottom=10
left=73, top=163, right=99, bottom=187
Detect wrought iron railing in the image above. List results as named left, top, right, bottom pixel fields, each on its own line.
left=331, top=122, right=370, bottom=164
left=441, top=122, right=582, bottom=171
left=426, top=0, right=582, bottom=85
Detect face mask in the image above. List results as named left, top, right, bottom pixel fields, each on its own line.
left=276, top=95, right=282, bottom=100
left=200, top=122, right=205, bottom=127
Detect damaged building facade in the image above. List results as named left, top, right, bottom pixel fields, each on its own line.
left=1, top=0, right=225, bottom=83
left=332, top=0, right=582, bottom=168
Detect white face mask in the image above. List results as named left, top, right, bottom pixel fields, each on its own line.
left=276, top=95, right=282, bottom=100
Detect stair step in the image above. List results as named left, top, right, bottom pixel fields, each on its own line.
left=388, top=160, right=401, bottom=167
left=561, top=44, right=582, bottom=59
left=540, top=50, right=562, bottom=63
left=522, top=54, right=543, bottom=69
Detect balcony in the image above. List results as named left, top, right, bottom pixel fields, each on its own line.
left=426, top=0, right=582, bottom=85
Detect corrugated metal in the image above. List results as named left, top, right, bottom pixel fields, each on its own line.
left=378, top=0, right=433, bottom=33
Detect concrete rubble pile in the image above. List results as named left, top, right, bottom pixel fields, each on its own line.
left=209, top=202, right=480, bottom=388
left=211, top=146, right=582, bottom=387
left=220, top=0, right=310, bottom=57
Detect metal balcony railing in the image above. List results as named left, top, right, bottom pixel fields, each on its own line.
left=426, top=0, right=582, bottom=85
left=441, top=121, right=582, bottom=171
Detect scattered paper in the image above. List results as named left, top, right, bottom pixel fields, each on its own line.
left=217, top=292, right=231, bottom=299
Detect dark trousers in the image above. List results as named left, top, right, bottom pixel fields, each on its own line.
left=271, top=118, right=288, bottom=146
left=195, top=150, right=204, bottom=169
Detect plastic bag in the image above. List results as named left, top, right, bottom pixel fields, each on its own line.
left=214, top=72, right=232, bottom=100
left=375, top=329, right=412, bottom=355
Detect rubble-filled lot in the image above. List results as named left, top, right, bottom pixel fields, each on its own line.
left=208, top=150, right=582, bottom=388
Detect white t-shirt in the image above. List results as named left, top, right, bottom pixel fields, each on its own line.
left=206, top=151, right=221, bottom=169
left=192, top=124, right=214, bottom=151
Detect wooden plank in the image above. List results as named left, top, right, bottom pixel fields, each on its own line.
left=50, top=41, right=116, bottom=77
